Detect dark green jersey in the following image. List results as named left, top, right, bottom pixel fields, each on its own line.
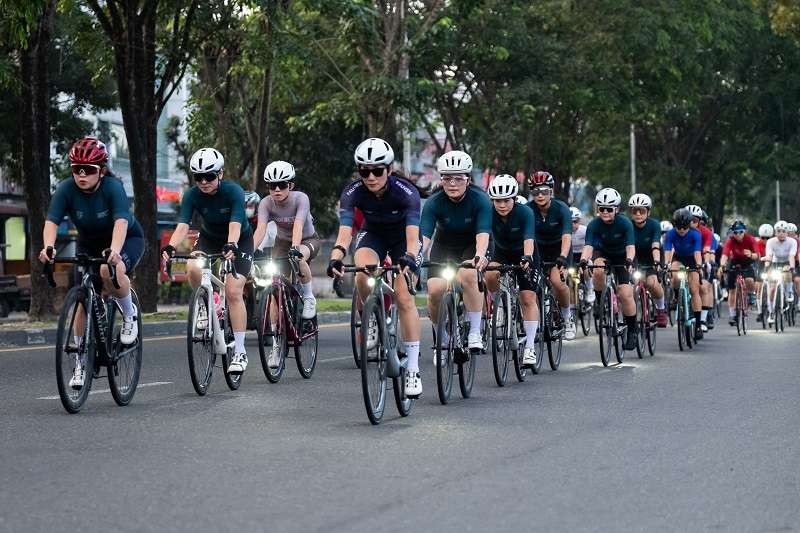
left=529, top=197, right=572, bottom=246
left=420, top=186, right=493, bottom=244
left=492, top=203, right=535, bottom=254
left=586, top=214, right=635, bottom=257
left=632, top=217, right=661, bottom=264
left=46, top=176, right=143, bottom=240
left=178, top=181, right=251, bottom=241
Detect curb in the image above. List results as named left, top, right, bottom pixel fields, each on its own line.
left=0, top=308, right=429, bottom=348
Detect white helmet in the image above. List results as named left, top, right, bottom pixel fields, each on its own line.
left=628, top=193, right=652, bottom=208
left=436, top=150, right=473, bottom=175
left=685, top=204, right=704, bottom=218
left=354, top=138, right=394, bottom=166
left=660, top=220, right=673, bottom=232
left=487, top=174, right=519, bottom=199
left=515, top=195, right=528, bottom=205
left=595, top=187, right=621, bottom=207
left=758, top=223, right=774, bottom=238
left=713, top=232, right=721, bottom=243
left=263, top=160, right=295, bottom=182
left=774, top=220, right=789, bottom=232
left=570, top=206, right=582, bottom=221
left=190, top=148, right=224, bottom=173
left=788, top=222, right=798, bottom=233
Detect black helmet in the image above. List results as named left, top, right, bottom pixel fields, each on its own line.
left=672, top=208, right=692, bottom=229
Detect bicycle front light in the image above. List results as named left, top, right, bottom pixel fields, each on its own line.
left=367, top=277, right=376, bottom=288
left=770, top=270, right=782, bottom=281
left=265, top=261, right=278, bottom=277
left=760, top=272, right=768, bottom=281
left=677, top=271, right=686, bottom=280
left=194, top=256, right=207, bottom=269
left=568, top=267, right=576, bottom=276
left=633, top=270, right=643, bottom=281
left=442, top=267, right=456, bottom=281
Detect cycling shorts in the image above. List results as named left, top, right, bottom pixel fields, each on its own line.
left=492, top=249, right=538, bottom=293
left=428, top=239, right=476, bottom=279
left=355, top=231, right=423, bottom=272
left=272, top=233, right=321, bottom=261
left=591, top=252, right=631, bottom=285
left=725, top=261, right=755, bottom=290
left=195, top=232, right=254, bottom=276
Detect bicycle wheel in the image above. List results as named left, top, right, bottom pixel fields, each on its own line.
left=665, top=283, right=675, bottom=326
left=634, top=288, right=645, bottom=359
left=350, top=290, right=363, bottom=369
left=55, top=287, right=96, bottom=414
left=391, top=306, right=412, bottom=417
left=646, top=293, right=657, bottom=356
left=738, top=283, right=748, bottom=335
left=107, top=290, right=143, bottom=406
left=491, top=292, right=510, bottom=387
left=677, top=299, right=686, bottom=351
left=598, top=289, right=613, bottom=367
left=578, top=283, right=590, bottom=336
left=435, top=293, right=456, bottom=404
left=257, top=286, right=286, bottom=383
left=546, top=293, right=563, bottom=370
left=187, top=286, right=215, bottom=396
left=222, top=305, right=242, bottom=391
left=530, top=288, right=547, bottom=374
left=775, top=285, right=784, bottom=333
left=295, top=297, right=318, bottom=379
left=360, top=295, right=387, bottom=424
left=760, top=285, right=768, bottom=329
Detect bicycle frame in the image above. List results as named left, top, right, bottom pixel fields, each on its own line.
left=256, top=256, right=318, bottom=346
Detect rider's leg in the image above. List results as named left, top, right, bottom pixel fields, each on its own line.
left=225, top=273, right=248, bottom=353
left=395, top=271, right=421, bottom=373
left=354, top=247, right=381, bottom=302
left=592, top=257, right=608, bottom=296
left=520, top=289, right=539, bottom=341
left=700, top=278, right=712, bottom=324
left=550, top=266, right=571, bottom=322
left=459, top=267, right=483, bottom=337
left=646, top=273, right=664, bottom=308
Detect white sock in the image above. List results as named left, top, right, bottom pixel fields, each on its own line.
left=234, top=331, right=246, bottom=353
left=700, top=310, right=708, bottom=322
left=560, top=307, right=571, bottom=320
left=301, top=281, right=314, bottom=298
left=73, top=335, right=82, bottom=347
left=405, top=341, right=420, bottom=372
left=728, top=306, right=735, bottom=317
left=523, top=320, right=539, bottom=342
left=655, top=297, right=665, bottom=310
left=768, top=300, right=774, bottom=313
left=468, top=311, right=482, bottom=335
left=118, top=292, right=135, bottom=317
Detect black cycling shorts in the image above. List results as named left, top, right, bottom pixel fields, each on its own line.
left=492, top=249, right=538, bottom=293
left=428, top=239, right=476, bottom=279
left=725, top=261, right=755, bottom=290
left=591, top=252, right=631, bottom=285
left=195, top=232, right=254, bottom=276
left=355, top=231, right=423, bottom=272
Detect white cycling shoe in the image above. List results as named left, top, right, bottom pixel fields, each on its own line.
left=522, top=347, right=537, bottom=367
left=564, top=320, right=576, bottom=340
left=228, top=352, right=248, bottom=374
left=404, top=371, right=422, bottom=398
left=467, top=332, right=483, bottom=351
left=120, top=306, right=138, bottom=345
left=268, top=339, right=281, bottom=368
left=69, top=358, right=85, bottom=390
left=365, top=318, right=378, bottom=350
left=586, top=291, right=596, bottom=304
left=302, top=297, right=317, bottom=319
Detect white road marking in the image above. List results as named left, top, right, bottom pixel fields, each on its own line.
left=37, top=381, right=173, bottom=400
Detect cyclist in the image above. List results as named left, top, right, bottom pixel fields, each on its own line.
left=528, top=171, right=575, bottom=340
left=663, top=208, right=704, bottom=339
left=754, top=223, right=773, bottom=317
left=789, top=222, right=800, bottom=300
left=660, top=220, right=673, bottom=244
left=579, top=187, right=638, bottom=350
left=421, top=150, right=491, bottom=357
left=686, top=204, right=714, bottom=334
left=244, top=190, right=261, bottom=234
left=161, top=147, right=253, bottom=374
left=484, top=175, right=539, bottom=366
left=40, top=137, right=145, bottom=388
left=570, top=206, right=594, bottom=303
left=763, top=220, right=797, bottom=323
left=327, top=138, right=423, bottom=398
left=628, top=194, right=668, bottom=327
left=719, top=220, right=759, bottom=326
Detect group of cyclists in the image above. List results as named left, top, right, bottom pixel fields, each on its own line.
left=41, top=135, right=800, bottom=404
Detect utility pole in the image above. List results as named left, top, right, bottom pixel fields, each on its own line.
left=630, top=124, right=636, bottom=195
left=776, top=179, right=781, bottom=220
left=400, top=0, right=412, bottom=176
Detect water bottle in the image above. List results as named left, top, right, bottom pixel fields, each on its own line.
left=214, top=292, right=225, bottom=323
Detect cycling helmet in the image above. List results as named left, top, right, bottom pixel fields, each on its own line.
left=685, top=204, right=704, bottom=219
left=595, top=187, right=622, bottom=207
left=354, top=138, right=394, bottom=166
left=69, top=137, right=109, bottom=165
left=758, top=223, right=774, bottom=238
left=263, top=160, right=295, bottom=182
left=713, top=232, right=721, bottom=243
left=628, top=193, right=652, bottom=209
left=244, top=191, right=261, bottom=218
left=660, top=220, right=673, bottom=233
left=570, top=206, right=582, bottom=221
left=487, top=174, right=519, bottom=199
left=672, top=208, right=693, bottom=229
left=788, top=222, right=798, bottom=233
left=774, top=220, right=789, bottom=232
left=701, top=210, right=709, bottom=224
left=190, top=148, right=224, bottom=173
left=730, top=220, right=746, bottom=232
left=515, top=195, right=529, bottom=205
left=436, top=150, right=473, bottom=175
left=530, top=171, right=555, bottom=188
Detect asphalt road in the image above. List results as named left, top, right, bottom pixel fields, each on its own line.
left=1, top=317, right=799, bottom=532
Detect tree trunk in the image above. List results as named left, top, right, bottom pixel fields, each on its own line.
left=21, top=0, right=57, bottom=320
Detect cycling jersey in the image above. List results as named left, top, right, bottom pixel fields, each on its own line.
left=755, top=238, right=767, bottom=257
left=46, top=176, right=144, bottom=240
left=420, top=186, right=492, bottom=245
left=178, top=181, right=251, bottom=241
left=585, top=214, right=635, bottom=257
left=529, top=198, right=571, bottom=246
left=492, top=203, right=535, bottom=254
left=722, top=234, right=759, bottom=262
left=257, top=191, right=316, bottom=242
left=571, top=224, right=587, bottom=254
left=765, top=236, right=797, bottom=263
left=663, top=228, right=702, bottom=257
left=338, top=175, right=421, bottom=236
left=632, top=218, right=661, bottom=265
left=697, top=224, right=713, bottom=252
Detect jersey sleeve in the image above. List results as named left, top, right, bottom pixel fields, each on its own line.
left=523, top=207, right=535, bottom=240
left=475, top=192, right=493, bottom=234
left=559, top=202, right=572, bottom=236
left=585, top=221, right=597, bottom=248
left=295, top=193, right=311, bottom=225
left=649, top=220, right=662, bottom=247
left=228, top=184, right=247, bottom=225
left=722, top=238, right=733, bottom=256
left=107, top=178, right=132, bottom=222
left=257, top=197, right=271, bottom=225
left=46, top=183, right=68, bottom=225
left=691, top=231, right=702, bottom=252
left=663, top=230, right=674, bottom=252
left=765, top=238, right=776, bottom=259
left=790, top=238, right=798, bottom=257
left=404, top=183, right=421, bottom=227
left=701, top=228, right=712, bottom=251
left=419, top=197, right=437, bottom=239
left=623, top=218, right=635, bottom=246
left=337, top=185, right=355, bottom=227
left=178, top=188, right=195, bottom=225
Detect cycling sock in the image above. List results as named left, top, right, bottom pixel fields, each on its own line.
left=560, top=307, right=571, bottom=320
left=73, top=335, right=82, bottom=347
left=701, top=308, right=709, bottom=322
left=768, top=300, right=775, bottom=312
left=694, top=311, right=701, bottom=323
left=467, top=312, right=482, bottom=335
left=728, top=305, right=735, bottom=317
left=523, top=320, right=538, bottom=342
left=624, top=314, right=637, bottom=331
left=405, top=341, right=420, bottom=372
left=234, top=331, right=246, bottom=353
left=655, top=297, right=665, bottom=310
left=594, top=290, right=602, bottom=301
left=118, top=292, right=135, bottom=317
left=301, top=281, right=314, bottom=298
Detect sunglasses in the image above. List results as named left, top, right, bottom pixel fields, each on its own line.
left=598, top=206, right=615, bottom=213
left=733, top=230, right=745, bottom=235
left=532, top=187, right=551, bottom=196
left=71, top=164, right=101, bottom=175
left=358, top=167, right=386, bottom=179
left=442, top=176, right=468, bottom=185
left=676, top=225, right=690, bottom=231
left=193, top=172, right=219, bottom=183
left=630, top=207, right=648, bottom=215
left=268, top=181, right=290, bottom=191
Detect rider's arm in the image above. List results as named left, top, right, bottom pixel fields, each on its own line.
left=291, top=193, right=311, bottom=248
left=560, top=233, right=572, bottom=259
left=626, top=245, right=636, bottom=262
left=693, top=250, right=702, bottom=266
left=475, top=193, right=493, bottom=259
left=580, top=222, right=595, bottom=262
left=475, top=233, right=489, bottom=259
left=405, top=224, right=421, bottom=257
left=291, top=217, right=304, bottom=248
left=624, top=218, right=635, bottom=261
left=523, top=238, right=534, bottom=257
left=331, top=226, right=353, bottom=260
left=662, top=230, right=674, bottom=264
left=253, top=221, right=268, bottom=251
left=559, top=204, right=572, bottom=258
left=651, top=242, right=661, bottom=264
left=789, top=240, right=797, bottom=269
left=226, top=222, right=242, bottom=245
left=168, top=223, right=191, bottom=249
left=110, top=218, right=128, bottom=255
left=580, top=244, right=593, bottom=262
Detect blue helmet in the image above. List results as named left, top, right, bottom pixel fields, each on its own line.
left=730, top=220, right=746, bottom=232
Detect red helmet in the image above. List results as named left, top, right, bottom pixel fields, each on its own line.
left=530, top=170, right=554, bottom=188
left=69, top=137, right=109, bottom=165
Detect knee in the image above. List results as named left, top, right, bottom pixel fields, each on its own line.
left=225, top=282, right=243, bottom=301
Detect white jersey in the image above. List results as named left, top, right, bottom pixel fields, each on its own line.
left=572, top=224, right=587, bottom=254
left=765, top=236, right=797, bottom=263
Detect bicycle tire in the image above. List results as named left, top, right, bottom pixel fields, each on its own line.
left=634, top=288, right=645, bottom=359
left=107, top=290, right=142, bottom=406
left=612, top=291, right=624, bottom=364
left=258, top=287, right=286, bottom=383
left=599, top=289, right=613, bottom=367
left=222, top=305, right=242, bottom=391
left=391, top=306, right=412, bottom=417
left=360, top=295, right=387, bottom=424
left=775, top=285, right=784, bottom=333
left=578, top=283, right=590, bottom=336
left=677, top=299, right=686, bottom=351
left=350, top=290, right=363, bottom=369
left=491, top=291, right=510, bottom=387
left=55, top=287, right=95, bottom=414
left=760, top=284, right=768, bottom=329
left=646, top=293, right=657, bottom=356
left=187, top=286, right=215, bottom=396
left=435, top=293, right=456, bottom=404
left=295, top=305, right=318, bottom=379
left=512, top=301, right=528, bottom=382
left=546, top=292, right=563, bottom=370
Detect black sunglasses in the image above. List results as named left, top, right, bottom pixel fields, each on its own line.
left=598, top=206, right=615, bottom=213
left=71, top=164, right=101, bottom=175
left=193, top=172, right=219, bottom=183
left=358, top=167, right=386, bottom=179
left=532, top=187, right=551, bottom=196
left=268, top=181, right=290, bottom=191
left=675, top=224, right=690, bottom=230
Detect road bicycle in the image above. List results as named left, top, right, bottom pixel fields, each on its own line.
left=167, top=252, right=241, bottom=395
left=254, top=253, right=319, bottom=382
left=484, top=264, right=529, bottom=386
left=350, top=256, right=392, bottom=369
left=343, top=264, right=414, bottom=425
left=568, top=266, right=593, bottom=336
left=725, top=264, right=750, bottom=336
left=45, top=248, right=142, bottom=414
left=632, top=268, right=657, bottom=358
left=533, top=261, right=565, bottom=373
left=586, top=264, right=626, bottom=367
left=668, top=267, right=699, bottom=351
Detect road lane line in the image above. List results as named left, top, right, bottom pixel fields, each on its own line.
left=36, top=381, right=173, bottom=400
